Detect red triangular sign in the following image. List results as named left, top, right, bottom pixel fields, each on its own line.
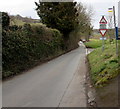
left=100, top=16, right=107, bottom=24
left=99, top=29, right=107, bottom=36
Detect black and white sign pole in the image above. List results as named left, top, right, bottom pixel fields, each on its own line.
left=113, top=6, right=118, bottom=55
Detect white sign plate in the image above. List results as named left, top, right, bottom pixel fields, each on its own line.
left=100, top=37, right=107, bottom=40
left=99, top=29, right=107, bottom=36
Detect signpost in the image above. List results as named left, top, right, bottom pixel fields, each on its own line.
left=99, top=16, right=108, bottom=51
left=100, top=37, right=107, bottom=40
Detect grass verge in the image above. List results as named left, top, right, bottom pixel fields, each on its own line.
left=84, top=39, right=115, bottom=48
left=85, top=39, right=102, bottom=48
left=86, top=39, right=120, bottom=87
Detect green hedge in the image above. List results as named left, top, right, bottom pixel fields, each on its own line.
left=2, top=24, right=63, bottom=78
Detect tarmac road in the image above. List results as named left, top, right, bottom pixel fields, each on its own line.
left=3, top=42, right=87, bottom=107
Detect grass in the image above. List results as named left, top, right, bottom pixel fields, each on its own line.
left=85, top=39, right=115, bottom=48
left=10, top=19, right=25, bottom=26
left=30, top=23, right=45, bottom=26
left=87, top=39, right=120, bottom=87
left=85, top=39, right=103, bottom=48
left=10, top=19, right=44, bottom=26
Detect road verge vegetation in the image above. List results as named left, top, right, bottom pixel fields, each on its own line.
left=2, top=24, right=65, bottom=79
left=2, top=23, right=80, bottom=79
left=2, top=1, right=93, bottom=79
left=85, top=39, right=120, bottom=87
left=85, top=39, right=102, bottom=48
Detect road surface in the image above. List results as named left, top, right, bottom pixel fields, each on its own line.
left=3, top=42, right=87, bottom=107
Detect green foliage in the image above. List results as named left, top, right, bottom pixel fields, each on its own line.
left=10, top=14, right=40, bottom=26
left=35, top=1, right=93, bottom=49
left=10, top=17, right=42, bottom=26
left=2, top=24, right=63, bottom=78
left=35, top=2, right=78, bottom=39
left=85, top=39, right=103, bottom=48
left=84, top=39, right=112, bottom=48
left=10, top=18, right=25, bottom=26
left=9, top=25, right=22, bottom=31
left=76, top=3, right=93, bottom=41
left=88, top=43, right=120, bottom=87
left=1, top=12, right=10, bottom=29
left=66, top=29, right=81, bottom=50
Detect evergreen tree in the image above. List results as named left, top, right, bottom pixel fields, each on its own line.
left=1, top=12, right=10, bottom=29
left=35, top=2, right=78, bottom=39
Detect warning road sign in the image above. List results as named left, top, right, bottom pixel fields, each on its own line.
left=99, top=16, right=108, bottom=37
left=99, top=29, right=107, bottom=37
left=99, top=16, right=107, bottom=24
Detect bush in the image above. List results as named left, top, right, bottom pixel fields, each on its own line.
left=1, top=12, right=10, bottom=29
left=3, top=21, right=79, bottom=78
left=2, top=24, right=63, bottom=78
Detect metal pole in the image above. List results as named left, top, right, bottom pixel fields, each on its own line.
left=102, top=37, right=104, bottom=51
left=108, top=8, right=113, bottom=43
left=113, top=6, right=116, bottom=27
left=113, top=6, right=118, bottom=55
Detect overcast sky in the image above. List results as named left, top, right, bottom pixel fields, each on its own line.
left=0, top=0, right=119, bottom=29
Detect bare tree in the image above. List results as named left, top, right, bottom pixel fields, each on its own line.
left=76, top=3, right=94, bottom=41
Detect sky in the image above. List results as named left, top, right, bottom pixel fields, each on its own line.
left=77, top=0, right=119, bottom=29
left=0, top=0, right=119, bottom=29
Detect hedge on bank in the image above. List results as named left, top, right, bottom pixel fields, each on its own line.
left=2, top=24, right=63, bottom=78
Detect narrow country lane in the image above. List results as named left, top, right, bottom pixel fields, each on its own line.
left=3, top=42, right=87, bottom=107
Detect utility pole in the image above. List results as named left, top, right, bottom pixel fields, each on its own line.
left=113, top=6, right=118, bottom=55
